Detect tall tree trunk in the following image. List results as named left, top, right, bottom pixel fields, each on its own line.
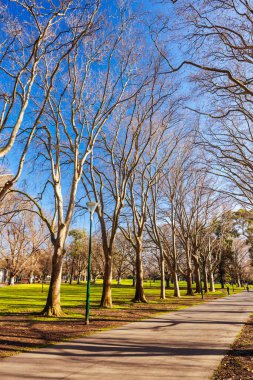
left=8, top=274, right=15, bottom=285
left=173, top=270, right=180, bottom=297
left=165, top=273, right=171, bottom=289
left=220, top=276, right=225, bottom=289
left=186, top=268, right=194, bottom=296
left=219, top=262, right=225, bottom=289
left=160, top=253, right=166, bottom=299
left=42, top=247, right=64, bottom=316
left=100, top=254, right=112, bottom=308
left=171, top=201, right=180, bottom=298
left=69, top=258, right=75, bottom=284
left=194, top=258, right=201, bottom=293
left=209, top=271, right=215, bottom=292
left=186, top=240, right=194, bottom=295
left=29, top=272, right=34, bottom=284
left=203, top=266, right=208, bottom=293
left=133, top=241, right=147, bottom=303
left=132, top=268, right=136, bottom=287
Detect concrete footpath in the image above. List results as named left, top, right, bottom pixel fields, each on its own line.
left=0, top=291, right=252, bottom=380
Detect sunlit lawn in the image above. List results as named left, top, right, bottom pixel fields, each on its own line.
left=0, top=279, right=245, bottom=358
left=0, top=279, right=244, bottom=319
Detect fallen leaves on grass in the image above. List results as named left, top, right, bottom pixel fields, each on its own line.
left=213, top=315, right=253, bottom=380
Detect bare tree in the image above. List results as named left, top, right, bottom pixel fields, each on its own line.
left=82, top=92, right=153, bottom=307
left=0, top=1, right=101, bottom=199
left=146, top=143, right=190, bottom=298
left=0, top=194, right=49, bottom=285
left=65, top=230, right=88, bottom=285
left=81, top=58, right=176, bottom=307
left=91, top=233, right=104, bottom=285
left=147, top=138, right=226, bottom=297
left=120, top=115, right=181, bottom=303
left=113, top=233, right=132, bottom=285
left=146, top=176, right=167, bottom=299
left=154, top=0, right=253, bottom=209
left=157, top=145, right=195, bottom=297
left=11, top=3, right=151, bottom=316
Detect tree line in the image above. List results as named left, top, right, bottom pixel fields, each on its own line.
left=0, top=0, right=253, bottom=316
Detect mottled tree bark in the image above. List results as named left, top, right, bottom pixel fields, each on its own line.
left=209, top=271, right=215, bottom=292
left=194, top=258, right=201, bottom=293
left=8, top=274, right=15, bottom=286
left=133, top=241, right=147, bottom=303
left=185, top=240, right=194, bottom=295
left=203, top=266, right=208, bottom=293
left=160, top=255, right=166, bottom=299
left=173, top=271, right=180, bottom=297
left=132, top=269, right=136, bottom=287
left=100, top=255, right=113, bottom=308
left=166, top=274, right=171, bottom=289
left=42, top=249, right=64, bottom=316
left=186, top=268, right=194, bottom=296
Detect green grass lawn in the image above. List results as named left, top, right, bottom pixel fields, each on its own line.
left=0, top=279, right=244, bottom=318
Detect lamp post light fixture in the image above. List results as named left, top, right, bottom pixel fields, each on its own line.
left=85, top=201, right=98, bottom=325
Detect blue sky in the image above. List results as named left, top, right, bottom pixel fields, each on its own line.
left=2, top=0, right=178, bottom=231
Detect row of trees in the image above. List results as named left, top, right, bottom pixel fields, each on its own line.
left=1, top=145, right=252, bottom=305
left=0, top=0, right=253, bottom=316
left=1, top=195, right=251, bottom=293
left=0, top=194, right=52, bottom=284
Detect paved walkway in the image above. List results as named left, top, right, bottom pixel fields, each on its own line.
left=1, top=291, right=252, bottom=380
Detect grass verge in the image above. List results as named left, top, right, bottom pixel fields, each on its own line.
left=213, top=314, right=253, bottom=380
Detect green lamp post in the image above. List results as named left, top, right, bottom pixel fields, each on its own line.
left=85, top=201, right=98, bottom=325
